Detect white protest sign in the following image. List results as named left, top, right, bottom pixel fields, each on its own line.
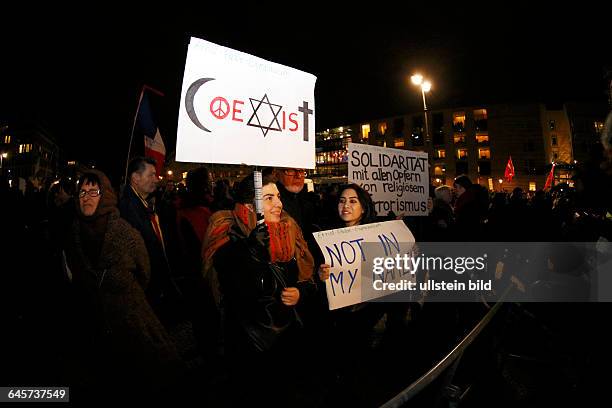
left=348, top=143, right=429, bottom=216
left=176, top=37, right=317, bottom=168
left=313, top=220, right=416, bottom=310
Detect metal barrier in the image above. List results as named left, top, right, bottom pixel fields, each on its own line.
left=380, top=286, right=513, bottom=408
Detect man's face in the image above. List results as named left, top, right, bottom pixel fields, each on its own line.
left=278, top=168, right=306, bottom=194
left=132, top=163, right=158, bottom=196
left=454, top=184, right=466, bottom=198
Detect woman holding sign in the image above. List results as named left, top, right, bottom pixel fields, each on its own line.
left=202, top=171, right=316, bottom=403
left=318, top=183, right=377, bottom=280
left=317, top=184, right=401, bottom=397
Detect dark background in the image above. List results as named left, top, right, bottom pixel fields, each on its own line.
left=1, top=4, right=609, bottom=177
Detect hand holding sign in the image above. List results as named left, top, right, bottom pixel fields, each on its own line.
left=318, top=264, right=331, bottom=281
left=313, top=220, right=416, bottom=310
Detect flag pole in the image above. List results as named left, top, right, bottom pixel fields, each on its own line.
left=253, top=166, right=265, bottom=225
left=124, top=84, right=166, bottom=186
left=143, top=84, right=165, bottom=97
left=124, top=86, right=146, bottom=186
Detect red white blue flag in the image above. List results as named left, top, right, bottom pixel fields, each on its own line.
left=137, top=91, right=166, bottom=175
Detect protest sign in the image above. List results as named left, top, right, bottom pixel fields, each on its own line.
left=176, top=37, right=316, bottom=169
left=313, top=220, right=416, bottom=310
left=348, top=143, right=429, bottom=216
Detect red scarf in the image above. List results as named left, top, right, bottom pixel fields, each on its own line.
left=233, top=204, right=294, bottom=263
left=202, top=203, right=314, bottom=280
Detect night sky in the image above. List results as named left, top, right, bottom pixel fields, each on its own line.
left=1, top=6, right=609, bottom=181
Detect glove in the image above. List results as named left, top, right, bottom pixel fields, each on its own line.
left=247, top=220, right=270, bottom=262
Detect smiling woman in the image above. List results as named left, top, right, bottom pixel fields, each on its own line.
left=201, top=170, right=316, bottom=405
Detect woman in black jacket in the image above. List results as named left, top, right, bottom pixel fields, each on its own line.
left=202, top=172, right=316, bottom=405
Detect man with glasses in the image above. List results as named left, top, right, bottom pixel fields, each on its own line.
left=275, top=168, right=316, bottom=236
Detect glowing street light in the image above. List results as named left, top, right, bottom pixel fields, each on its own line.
left=410, top=73, right=432, bottom=144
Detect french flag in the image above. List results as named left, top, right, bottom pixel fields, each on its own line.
left=137, top=91, right=166, bottom=176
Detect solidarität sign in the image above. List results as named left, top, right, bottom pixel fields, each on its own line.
left=313, top=220, right=416, bottom=310
left=176, top=37, right=317, bottom=169
left=348, top=143, right=429, bottom=216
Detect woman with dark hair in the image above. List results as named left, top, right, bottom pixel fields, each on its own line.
left=201, top=171, right=316, bottom=404
left=64, top=169, right=182, bottom=398
left=318, top=183, right=377, bottom=279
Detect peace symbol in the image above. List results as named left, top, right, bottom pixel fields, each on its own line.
left=210, top=97, right=230, bottom=119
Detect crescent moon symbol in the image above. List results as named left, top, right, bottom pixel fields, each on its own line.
left=185, top=78, right=215, bottom=132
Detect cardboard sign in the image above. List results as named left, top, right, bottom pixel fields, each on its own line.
left=348, top=143, right=429, bottom=216
left=176, top=37, right=317, bottom=168
left=313, top=220, right=416, bottom=310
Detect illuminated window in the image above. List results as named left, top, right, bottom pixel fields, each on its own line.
left=529, top=182, right=536, bottom=192
left=473, top=109, right=488, bottom=120
left=478, top=148, right=490, bottom=159
left=182, top=172, right=188, bottom=179
left=19, top=144, right=24, bottom=154
left=361, top=124, right=370, bottom=140
left=437, top=149, right=446, bottom=158
left=475, top=133, right=489, bottom=143
left=594, top=121, right=604, bottom=134
left=488, top=178, right=494, bottom=191
left=551, top=135, right=557, bottom=146
left=3, top=135, right=10, bottom=144
left=453, top=112, right=466, bottom=133
left=454, top=134, right=466, bottom=143
left=457, top=149, right=468, bottom=159
left=394, top=138, right=405, bottom=147
left=378, top=122, right=387, bottom=135
left=434, top=166, right=444, bottom=176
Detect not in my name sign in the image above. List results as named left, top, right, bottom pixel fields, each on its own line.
left=313, top=220, right=416, bottom=310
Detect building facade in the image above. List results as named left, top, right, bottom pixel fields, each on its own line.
left=313, top=102, right=607, bottom=192
left=0, top=121, right=61, bottom=187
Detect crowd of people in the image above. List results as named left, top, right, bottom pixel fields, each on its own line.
left=2, top=114, right=612, bottom=405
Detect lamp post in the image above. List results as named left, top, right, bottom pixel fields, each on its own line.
left=0, top=152, right=7, bottom=174
left=411, top=74, right=432, bottom=145
left=411, top=74, right=433, bottom=184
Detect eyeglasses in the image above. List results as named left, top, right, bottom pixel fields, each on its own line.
left=79, top=189, right=101, bottom=198
left=283, top=169, right=307, bottom=177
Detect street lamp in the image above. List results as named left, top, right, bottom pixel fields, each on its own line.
left=411, top=74, right=432, bottom=145
left=0, top=152, right=7, bottom=171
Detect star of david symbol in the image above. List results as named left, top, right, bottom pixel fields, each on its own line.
left=247, top=94, right=283, bottom=137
